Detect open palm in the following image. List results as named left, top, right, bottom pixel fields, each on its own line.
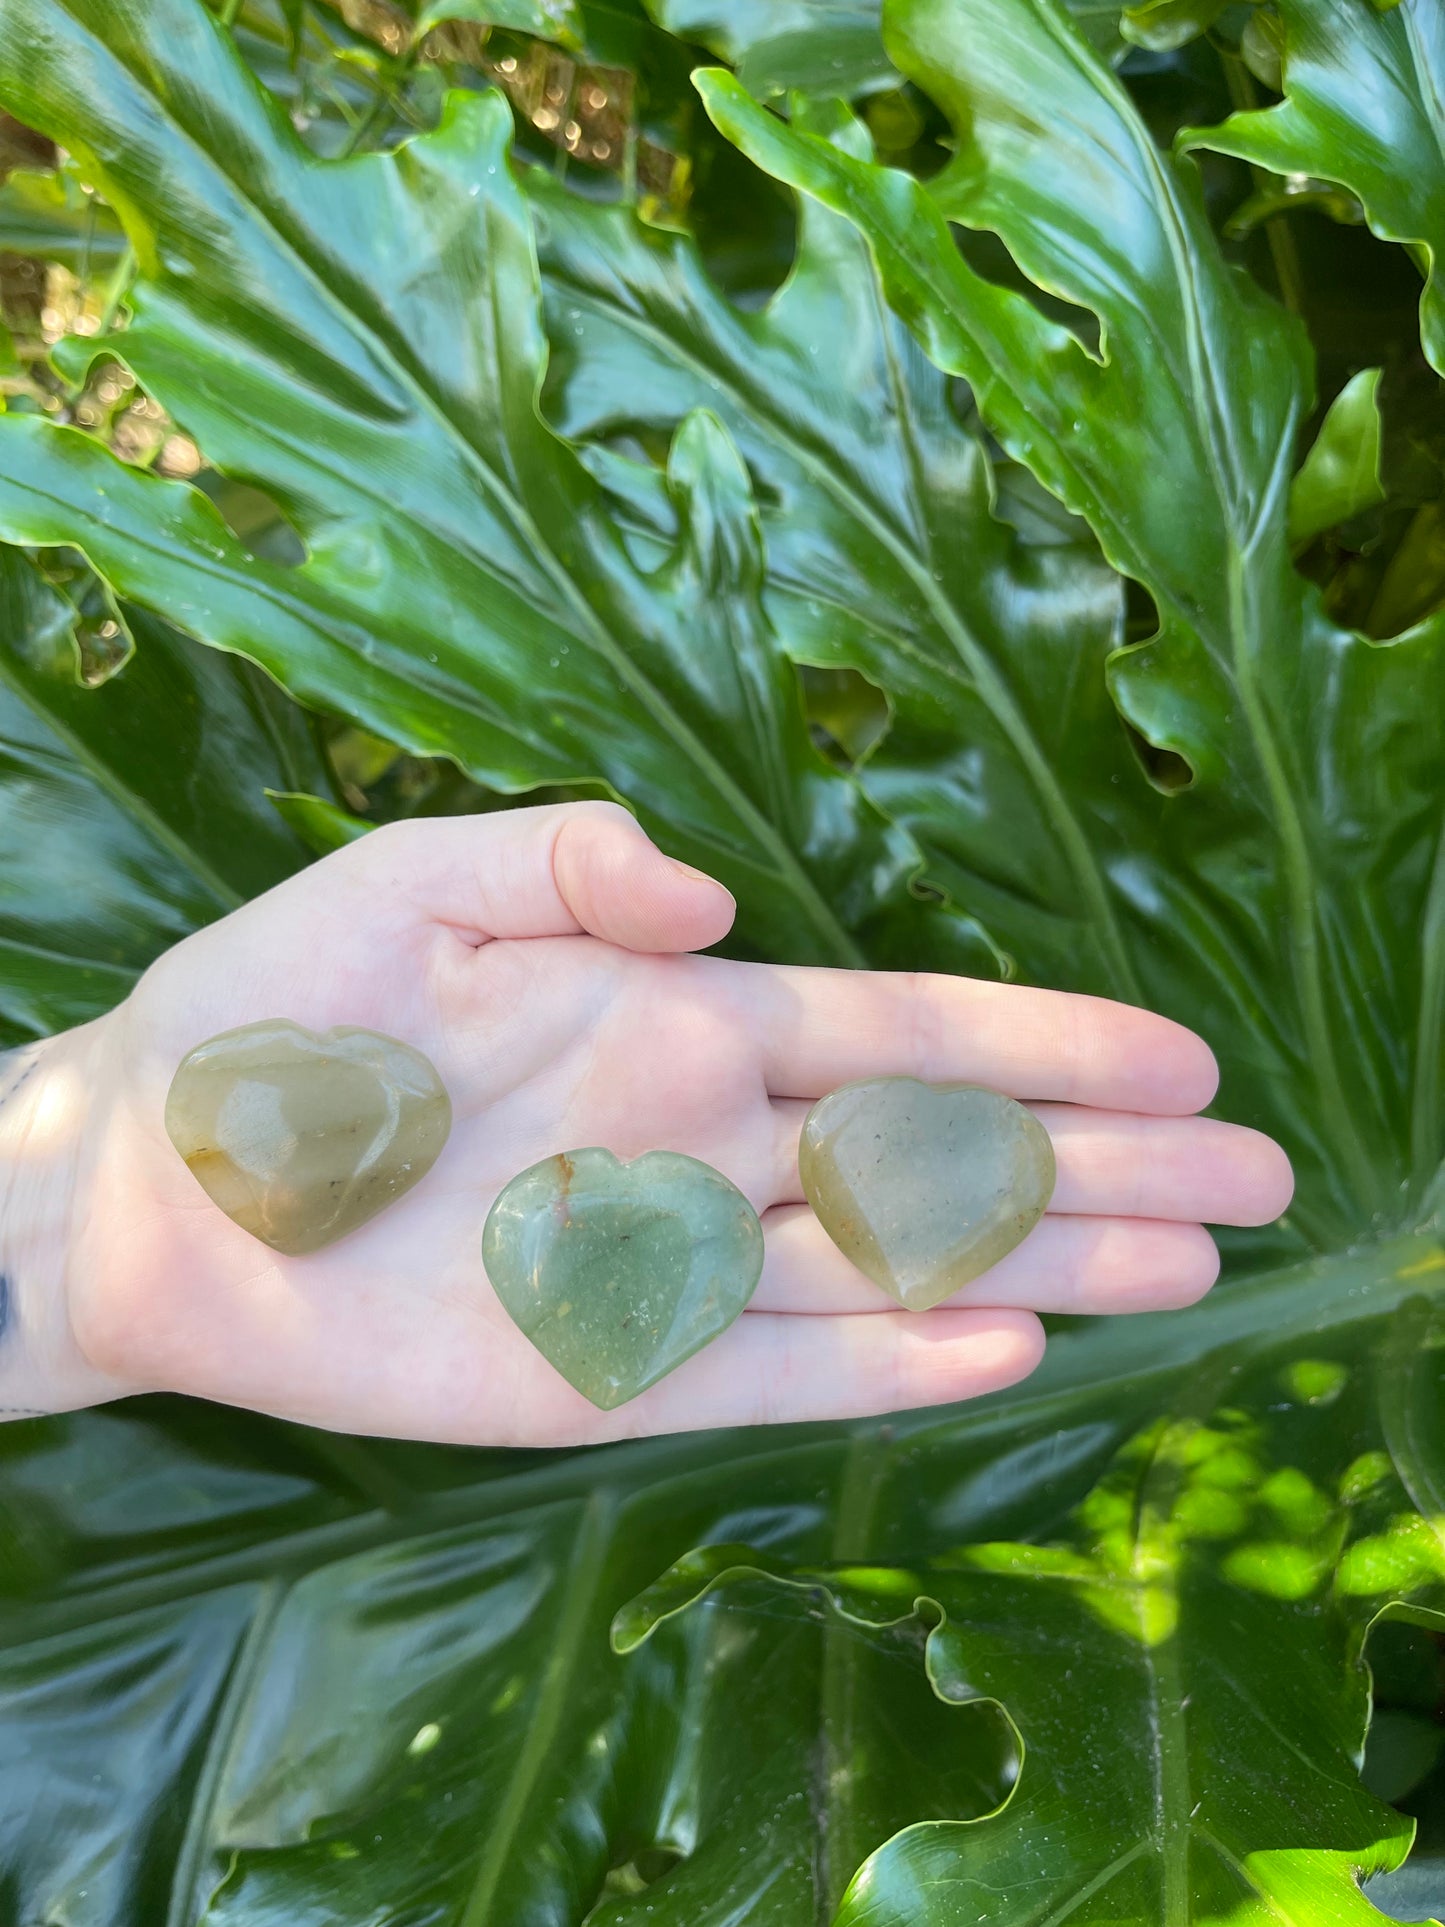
left=62, top=804, right=1292, bottom=1444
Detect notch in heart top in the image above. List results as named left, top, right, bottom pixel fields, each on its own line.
left=165, top=1020, right=452, bottom=1255
left=799, top=1078, right=1056, bottom=1311
left=482, top=1148, right=765, bottom=1409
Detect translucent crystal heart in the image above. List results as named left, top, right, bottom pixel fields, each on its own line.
left=799, top=1078, right=1055, bottom=1310
left=165, top=1020, right=451, bottom=1255
left=482, top=1148, right=764, bottom=1409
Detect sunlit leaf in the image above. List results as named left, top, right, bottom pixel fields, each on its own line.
left=620, top=1259, right=1445, bottom=1922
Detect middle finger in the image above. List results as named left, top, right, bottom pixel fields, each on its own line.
left=754, top=1205, right=1221, bottom=1315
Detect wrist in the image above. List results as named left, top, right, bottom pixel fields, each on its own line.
left=0, top=1021, right=124, bottom=1417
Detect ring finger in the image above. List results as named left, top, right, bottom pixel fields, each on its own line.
left=753, top=1204, right=1221, bottom=1315
left=766, top=1100, right=1292, bottom=1226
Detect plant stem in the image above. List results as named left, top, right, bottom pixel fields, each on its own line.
left=96, top=244, right=136, bottom=337
left=1220, top=50, right=1305, bottom=315
left=341, top=85, right=390, bottom=157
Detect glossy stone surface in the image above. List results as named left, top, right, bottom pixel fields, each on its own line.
left=799, top=1078, right=1055, bottom=1311
left=482, top=1149, right=764, bottom=1409
left=165, top=1020, right=451, bottom=1254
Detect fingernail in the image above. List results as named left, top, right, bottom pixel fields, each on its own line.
left=668, top=856, right=728, bottom=892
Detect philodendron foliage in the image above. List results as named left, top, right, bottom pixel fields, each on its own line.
left=1, top=0, right=1444, bottom=1920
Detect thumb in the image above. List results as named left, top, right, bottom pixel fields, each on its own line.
left=550, top=804, right=737, bottom=952
left=349, top=802, right=737, bottom=952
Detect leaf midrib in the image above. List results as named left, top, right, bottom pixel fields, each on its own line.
left=0, top=934, right=138, bottom=978
left=869, top=262, right=1141, bottom=1001
left=164, top=1577, right=286, bottom=1927
left=1128, top=1358, right=1236, bottom=1927
left=819, top=1429, right=890, bottom=1919
left=457, top=1489, right=616, bottom=1927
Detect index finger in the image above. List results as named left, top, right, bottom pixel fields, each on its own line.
left=741, top=966, right=1219, bottom=1114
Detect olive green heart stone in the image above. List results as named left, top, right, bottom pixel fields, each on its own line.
left=165, top=1020, right=451, bottom=1255
left=800, top=1078, right=1055, bottom=1310
left=482, top=1149, right=765, bottom=1409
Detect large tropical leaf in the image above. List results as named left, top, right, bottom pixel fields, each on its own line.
left=0, top=547, right=322, bottom=1041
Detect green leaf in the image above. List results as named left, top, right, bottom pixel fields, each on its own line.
left=412, top=0, right=585, bottom=47
left=0, top=546, right=324, bottom=1039
left=1119, top=0, right=1228, bottom=54
left=636, top=0, right=1123, bottom=87
left=1289, top=367, right=1388, bottom=548
left=641, top=0, right=898, bottom=96
left=263, top=788, right=372, bottom=851
left=696, top=9, right=1445, bottom=1249
left=617, top=1251, right=1444, bottom=1921
left=1181, top=0, right=1445, bottom=374
left=0, top=9, right=943, bottom=973
left=0, top=167, right=127, bottom=270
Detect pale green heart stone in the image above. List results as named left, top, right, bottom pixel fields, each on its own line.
left=482, top=1149, right=765, bottom=1409
left=800, top=1078, right=1056, bottom=1311
left=165, top=1020, right=451, bottom=1255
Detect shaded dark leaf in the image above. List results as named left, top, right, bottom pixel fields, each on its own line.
left=1183, top=0, right=1445, bottom=373
left=0, top=546, right=322, bottom=1039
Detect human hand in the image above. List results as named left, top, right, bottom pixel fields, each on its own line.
left=1, top=804, right=1292, bottom=1443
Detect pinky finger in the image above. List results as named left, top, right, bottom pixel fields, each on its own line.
left=595, top=1304, right=1046, bottom=1437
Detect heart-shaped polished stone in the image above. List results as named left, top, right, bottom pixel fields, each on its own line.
left=165, top=1020, right=451, bottom=1255
left=800, top=1078, right=1055, bottom=1310
left=482, top=1149, right=764, bottom=1409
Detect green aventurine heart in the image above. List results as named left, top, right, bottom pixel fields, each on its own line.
left=165, top=1020, right=451, bottom=1255
left=482, top=1149, right=765, bottom=1409
left=799, top=1078, right=1056, bottom=1310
